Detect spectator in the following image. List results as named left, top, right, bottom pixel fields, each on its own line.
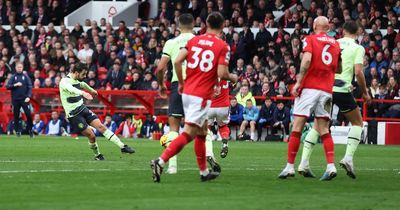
left=32, top=113, right=45, bottom=135
left=238, top=99, right=259, bottom=141
left=257, top=98, right=276, bottom=141
left=45, top=111, right=62, bottom=136
left=130, top=72, right=143, bottom=90
left=49, top=0, right=64, bottom=25
left=370, top=52, right=389, bottom=75
left=229, top=98, right=243, bottom=126
left=387, top=76, right=399, bottom=99
left=104, top=59, right=126, bottom=90
left=272, top=101, right=290, bottom=137
left=140, top=115, right=159, bottom=138
left=236, top=85, right=256, bottom=107
left=370, top=78, right=380, bottom=97
left=141, top=71, right=154, bottom=90
left=92, top=43, right=107, bottom=67
left=232, top=58, right=245, bottom=77
left=256, top=82, right=276, bottom=97
left=115, top=114, right=136, bottom=138
left=95, top=114, right=117, bottom=136
left=77, top=42, right=93, bottom=64
left=373, top=85, right=390, bottom=117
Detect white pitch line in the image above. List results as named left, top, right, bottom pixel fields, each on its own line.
left=0, top=168, right=398, bottom=174
left=0, top=160, right=99, bottom=163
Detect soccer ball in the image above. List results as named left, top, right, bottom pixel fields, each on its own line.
left=160, top=134, right=169, bottom=148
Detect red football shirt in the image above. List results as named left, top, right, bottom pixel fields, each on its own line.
left=211, top=80, right=230, bottom=108
left=183, top=33, right=230, bottom=100
left=301, top=32, right=341, bottom=94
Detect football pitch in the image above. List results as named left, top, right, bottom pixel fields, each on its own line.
left=0, top=136, right=399, bottom=210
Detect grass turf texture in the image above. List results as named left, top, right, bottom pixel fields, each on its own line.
left=0, top=136, right=399, bottom=210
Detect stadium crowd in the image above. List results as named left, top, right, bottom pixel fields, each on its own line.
left=1, top=0, right=400, bottom=138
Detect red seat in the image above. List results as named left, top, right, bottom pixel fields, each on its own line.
left=98, top=67, right=108, bottom=80
left=0, top=112, right=9, bottom=132
left=40, top=113, right=50, bottom=125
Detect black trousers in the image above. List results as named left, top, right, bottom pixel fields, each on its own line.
left=12, top=100, right=33, bottom=133
left=271, top=123, right=290, bottom=135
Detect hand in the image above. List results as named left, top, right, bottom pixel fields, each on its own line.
left=363, top=92, right=372, bottom=104
left=214, top=86, right=221, bottom=97
left=291, top=83, right=301, bottom=97
left=14, top=82, right=23, bottom=87
left=230, top=74, right=238, bottom=83
left=24, top=97, right=30, bottom=103
left=159, top=85, right=168, bottom=99
left=82, top=92, right=93, bottom=100
left=92, top=90, right=98, bottom=96
left=259, top=118, right=266, bottom=124
left=178, top=83, right=184, bottom=95
left=273, top=122, right=280, bottom=127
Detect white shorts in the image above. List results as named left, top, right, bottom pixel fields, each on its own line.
left=207, top=107, right=230, bottom=126
left=182, top=93, right=212, bottom=127
left=293, top=88, right=332, bottom=119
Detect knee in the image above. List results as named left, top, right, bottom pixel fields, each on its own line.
left=242, top=121, right=248, bottom=126
left=250, top=121, right=256, bottom=126
left=98, top=124, right=107, bottom=133
left=87, top=132, right=96, bottom=140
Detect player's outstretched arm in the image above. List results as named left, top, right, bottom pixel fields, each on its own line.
left=80, top=82, right=98, bottom=96
left=217, top=65, right=238, bottom=84
left=174, top=48, right=188, bottom=93
left=292, top=52, right=312, bottom=97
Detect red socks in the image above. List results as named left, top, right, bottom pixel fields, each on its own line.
left=321, top=133, right=335, bottom=164
left=161, top=132, right=192, bottom=162
left=194, top=135, right=207, bottom=171
left=219, top=125, right=230, bottom=140
left=287, top=131, right=301, bottom=164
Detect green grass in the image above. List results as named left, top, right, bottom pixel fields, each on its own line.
left=0, top=136, right=399, bottom=210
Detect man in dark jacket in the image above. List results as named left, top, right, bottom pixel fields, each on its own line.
left=272, top=101, right=290, bottom=136
left=229, top=98, right=244, bottom=125
left=141, top=115, right=159, bottom=138
left=103, top=59, right=126, bottom=90
left=255, top=22, right=272, bottom=58
left=6, top=63, right=33, bottom=137
left=257, top=98, right=275, bottom=141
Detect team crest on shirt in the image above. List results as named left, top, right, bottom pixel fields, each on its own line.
left=78, top=123, right=84, bottom=129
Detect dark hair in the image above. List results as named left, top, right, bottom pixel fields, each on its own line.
left=246, top=99, right=252, bottom=103
left=72, top=62, right=88, bottom=73
left=105, top=113, right=112, bottom=117
left=343, top=20, right=359, bottom=35
left=265, top=97, right=272, bottom=102
left=178, top=13, right=194, bottom=28
left=206, top=12, right=225, bottom=29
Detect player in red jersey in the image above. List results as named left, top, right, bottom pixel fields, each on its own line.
left=278, top=16, right=342, bottom=181
left=150, top=12, right=238, bottom=183
left=207, top=79, right=231, bottom=159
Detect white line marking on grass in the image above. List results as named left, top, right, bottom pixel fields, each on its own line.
left=0, top=168, right=398, bottom=174
left=0, top=160, right=120, bottom=163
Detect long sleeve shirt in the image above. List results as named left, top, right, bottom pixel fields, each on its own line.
left=6, top=72, right=32, bottom=101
